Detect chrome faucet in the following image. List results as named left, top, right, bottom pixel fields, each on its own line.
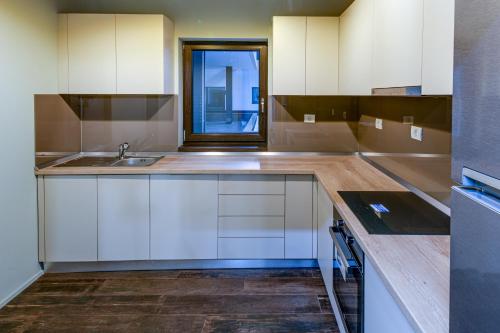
left=118, top=142, right=129, bottom=160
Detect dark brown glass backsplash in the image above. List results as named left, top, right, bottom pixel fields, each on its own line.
left=269, top=96, right=358, bottom=152
left=35, top=94, right=452, bottom=205
left=357, top=96, right=453, bottom=205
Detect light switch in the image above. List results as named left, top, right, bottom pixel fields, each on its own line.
left=304, top=114, right=316, bottom=123
left=375, top=118, right=383, bottom=130
left=411, top=126, right=423, bottom=141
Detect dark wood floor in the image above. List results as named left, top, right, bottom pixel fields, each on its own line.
left=0, top=268, right=339, bottom=333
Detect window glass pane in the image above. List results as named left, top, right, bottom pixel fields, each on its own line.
left=192, top=50, right=260, bottom=134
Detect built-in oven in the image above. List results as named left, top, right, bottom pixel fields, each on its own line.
left=329, top=210, right=364, bottom=333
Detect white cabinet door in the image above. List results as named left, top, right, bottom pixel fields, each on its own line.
left=365, top=257, right=416, bottom=333
left=317, top=182, right=334, bottom=300
left=98, top=175, right=150, bottom=261
left=372, top=0, right=424, bottom=88
left=306, top=17, right=339, bottom=95
left=67, top=14, right=116, bottom=94
left=272, top=16, right=306, bottom=95
left=150, top=175, right=218, bottom=260
left=421, top=0, right=455, bottom=95
left=285, top=175, right=313, bottom=259
left=339, top=0, right=373, bottom=95
left=116, top=15, right=174, bottom=94
left=44, top=176, right=97, bottom=262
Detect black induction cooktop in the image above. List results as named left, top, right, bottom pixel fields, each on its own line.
left=338, top=191, right=450, bottom=235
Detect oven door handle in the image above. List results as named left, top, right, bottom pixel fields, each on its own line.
left=329, top=227, right=359, bottom=271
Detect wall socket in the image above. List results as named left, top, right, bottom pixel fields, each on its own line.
left=411, top=126, right=423, bottom=141
left=375, top=118, right=383, bottom=130
left=304, top=114, right=316, bottom=123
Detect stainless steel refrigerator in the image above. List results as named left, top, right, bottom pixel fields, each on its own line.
left=450, top=0, right=500, bottom=332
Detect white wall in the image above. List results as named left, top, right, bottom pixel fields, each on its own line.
left=0, top=0, right=58, bottom=306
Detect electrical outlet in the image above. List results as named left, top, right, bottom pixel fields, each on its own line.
left=411, top=126, right=423, bottom=141
left=304, top=114, right=316, bottom=123
left=375, top=118, right=383, bottom=130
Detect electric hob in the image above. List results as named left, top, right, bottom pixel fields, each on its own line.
left=338, top=191, right=450, bottom=235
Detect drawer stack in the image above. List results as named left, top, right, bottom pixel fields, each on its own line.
left=218, top=175, right=286, bottom=259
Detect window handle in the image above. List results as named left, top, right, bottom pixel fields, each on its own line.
left=260, top=97, right=265, bottom=114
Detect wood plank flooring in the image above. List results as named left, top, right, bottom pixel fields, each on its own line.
left=0, top=268, right=339, bottom=333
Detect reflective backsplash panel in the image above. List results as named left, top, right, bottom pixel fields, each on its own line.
left=269, top=96, right=358, bottom=152
left=357, top=96, right=453, bottom=205
left=35, top=94, right=452, bottom=205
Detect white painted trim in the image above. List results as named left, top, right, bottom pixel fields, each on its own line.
left=0, top=270, right=44, bottom=309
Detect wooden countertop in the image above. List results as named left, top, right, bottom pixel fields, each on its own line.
left=36, top=154, right=450, bottom=333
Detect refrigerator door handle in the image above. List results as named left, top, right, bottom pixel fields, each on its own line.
left=453, top=186, right=500, bottom=214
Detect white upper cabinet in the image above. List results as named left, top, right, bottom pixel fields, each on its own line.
left=421, top=0, right=455, bottom=95
left=59, top=13, right=174, bottom=94
left=306, top=17, right=339, bottom=95
left=116, top=14, right=174, bottom=94
left=336, top=0, right=454, bottom=95
left=272, top=16, right=307, bottom=95
left=372, top=0, right=424, bottom=89
left=273, top=16, right=339, bottom=96
left=339, top=0, right=373, bottom=95
left=67, top=14, right=117, bottom=94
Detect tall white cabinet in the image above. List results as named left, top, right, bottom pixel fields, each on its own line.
left=272, top=16, right=339, bottom=96
left=59, top=13, right=174, bottom=94
left=150, top=175, right=218, bottom=260
left=97, top=175, right=150, bottom=261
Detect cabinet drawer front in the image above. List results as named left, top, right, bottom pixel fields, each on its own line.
left=219, top=216, right=284, bottom=238
left=219, top=195, right=285, bottom=216
left=219, top=175, right=285, bottom=194
left=218, top=238, right=285, bottom=259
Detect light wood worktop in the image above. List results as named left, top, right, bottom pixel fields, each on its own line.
left=36, top=154, right=450, bottom=333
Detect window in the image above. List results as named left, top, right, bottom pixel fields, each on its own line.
left=183, top=42, right=268, bottom=147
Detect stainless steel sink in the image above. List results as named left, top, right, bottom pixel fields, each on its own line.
left=55, top=156, right=162, bottom=167
left=111, top=157, right=161, bottom=167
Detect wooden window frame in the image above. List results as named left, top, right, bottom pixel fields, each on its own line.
left=182, top=42, right=268, bottom=146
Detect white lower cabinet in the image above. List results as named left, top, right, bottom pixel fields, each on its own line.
left=44, top=176, right=98, bottom=262
left=97, top=175, right=150, bottom=261
left=218, top=238, right=285, bottom=259
left=285, top=175, right=313, bottom=259
left=364, top=257, right=415, bottom=333
left=39, top=173, right=316, bottom=263
left=317, top=182, right=334, bottom=299
left=150, top=175, right=218, bottom=260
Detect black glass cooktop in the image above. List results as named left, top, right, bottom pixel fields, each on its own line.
left=338, top=191, right=450, bottom=235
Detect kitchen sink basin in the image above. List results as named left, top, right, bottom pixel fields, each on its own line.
left=111, top=157, right=161, bottom=167
left=55, top=156, right=162, bottom=167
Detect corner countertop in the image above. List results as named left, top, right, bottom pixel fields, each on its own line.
left=36, top=154, right=450, bottom=333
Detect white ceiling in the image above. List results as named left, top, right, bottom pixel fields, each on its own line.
left=56, top=0, right=354, bottom=22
